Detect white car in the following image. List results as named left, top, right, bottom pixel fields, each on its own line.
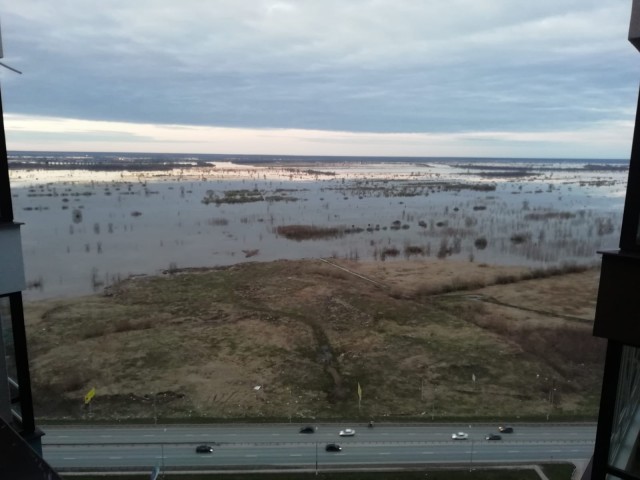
left=339, top=428, right=356, bottom=437
left=452, top=432, right=468, bottom=440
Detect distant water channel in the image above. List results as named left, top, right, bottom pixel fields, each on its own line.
left=9, top=153, right=628, bottom=301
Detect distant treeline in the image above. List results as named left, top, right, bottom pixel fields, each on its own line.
left=8, top=160, right=211, bottom=171
left=9, top=151, right=628, bottom=167
left=453, top=163, right=627, bottom=173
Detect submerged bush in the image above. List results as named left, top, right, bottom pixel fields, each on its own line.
left=474, top=237, right=488, bottom=249
left=404, top=245, right=424, bottom=256
left=381, top=247, right=400, bottom=260
left=524, top=211, right=575, bottom=221
left=276, top=225, right=343, bottom=241
left=510, top=233, right=530, bottom=244
left=596, top=218, right=615, bottom=235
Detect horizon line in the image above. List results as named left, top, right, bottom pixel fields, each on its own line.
left=6, top=150, right=628, bottom=162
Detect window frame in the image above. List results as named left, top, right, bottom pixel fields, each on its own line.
left=620, top=88, right=640, bottom=251
left=0, top=89, right=13, bottom=223
left=0, top=292, right=35, bottom=433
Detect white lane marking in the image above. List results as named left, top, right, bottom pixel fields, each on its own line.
left=100, top=435, right=112, bottom=438
left=571, top=449, right=580, bottom=452
left=423, top=452, right=434, bottom=455
left=508, top=450, right=520, bottom=453
left=550, top=449, right=563, bottom=452
left=271, top=433, right=280, bottom=436
left=378, top=452, right=391, bottom=455
left=290, top=454, right=302, bottom=457
left=109, top=456, right=122, bottom=459
left=143, top=434, right=155, bottom=437
left=245, top=454, right=258, bottom=457
left=63, top=457, right=76, bottom=460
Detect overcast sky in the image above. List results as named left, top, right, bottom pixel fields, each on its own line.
left=0, top=0, right=638, bottom=158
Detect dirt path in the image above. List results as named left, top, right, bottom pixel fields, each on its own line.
left=319, top=258, right=388, bottom=289
left=458, top=293, right=593, bottom=324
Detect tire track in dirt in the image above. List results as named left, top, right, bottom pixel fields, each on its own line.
left=459, top=294, right=593, bottom=324
left=319, top=258, right=388, bottom=289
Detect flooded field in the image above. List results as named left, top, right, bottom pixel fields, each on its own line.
left=9, top=156, right=627, bottom=301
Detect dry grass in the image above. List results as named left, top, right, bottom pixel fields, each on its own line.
left=24, top=259, right=604, bottom=421
left=276, top=224, right=344, bottom=240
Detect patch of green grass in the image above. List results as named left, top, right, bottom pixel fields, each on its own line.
left=541, top=463, right=576, bottom=480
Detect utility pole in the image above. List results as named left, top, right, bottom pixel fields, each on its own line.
left=431, top=386, right=437, bottom=420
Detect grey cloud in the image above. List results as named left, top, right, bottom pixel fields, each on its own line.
left=0, top=0, right=636, bottom=138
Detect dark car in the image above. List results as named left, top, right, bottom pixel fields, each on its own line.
left=195, top=444, right=213, bottom=453
left=325, top=443, right=342, bottom=452
left=299, top=426, right=317, bottom=433
left=498, top=426, right=514, bottom=433
left=486, top=433, right=502, bottom=441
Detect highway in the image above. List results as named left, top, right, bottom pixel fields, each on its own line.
left=41, top=423, right=596, bottom=471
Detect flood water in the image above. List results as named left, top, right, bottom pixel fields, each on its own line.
left=9, top=155, right=628, bottom=301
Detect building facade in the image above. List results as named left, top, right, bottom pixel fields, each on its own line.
left=0, top=88, right=42, bottom=455
left=590, top=2, right=640, bottom=478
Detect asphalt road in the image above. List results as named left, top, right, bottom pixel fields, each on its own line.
left=42, top=423, right=596, bottom=471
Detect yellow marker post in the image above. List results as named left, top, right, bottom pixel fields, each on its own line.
left=84, top=387, right=96, bottom=405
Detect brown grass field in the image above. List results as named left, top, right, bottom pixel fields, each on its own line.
left=24, top=258, right=604, bottom=422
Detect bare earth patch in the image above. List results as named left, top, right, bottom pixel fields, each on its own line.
left=24, top=258, right=604, bottom=422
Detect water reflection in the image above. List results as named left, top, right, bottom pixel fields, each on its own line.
left=10, top=159, right=627, bottom=301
